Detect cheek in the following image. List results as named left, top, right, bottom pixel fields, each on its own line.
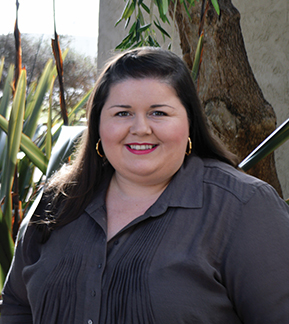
left=99, top=115, right=115, bottom=142
left=163, top=122, right=189, bottom=146
left=99, top=121, right=128, bottom=156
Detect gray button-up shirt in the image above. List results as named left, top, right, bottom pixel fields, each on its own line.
left=1, top=155, right=289, bottom=323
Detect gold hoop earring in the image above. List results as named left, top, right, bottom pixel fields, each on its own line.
left=186, top=137, right=192, bottom=156
left=96, top=139, right=104, bottom=158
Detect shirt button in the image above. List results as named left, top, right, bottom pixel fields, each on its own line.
left=98, top=263, right=102, bottom=269
left=88, top=320, right=93, bottom=324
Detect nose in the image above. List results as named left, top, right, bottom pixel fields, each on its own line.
left=130, top=114, right=152, bottom=136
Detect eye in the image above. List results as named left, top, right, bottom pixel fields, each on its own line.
left=151, top=111, right=168, bottom=116
left=115, top=111, right=131, bottom=117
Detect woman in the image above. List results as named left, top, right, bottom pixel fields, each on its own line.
left=1, top=47, right=289, bottom=324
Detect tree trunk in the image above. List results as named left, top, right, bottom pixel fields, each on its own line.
left=170, top=0, right=282, bottom=196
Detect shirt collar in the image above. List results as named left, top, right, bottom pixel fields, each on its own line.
left=85, top=154, right=204, bottom=223
left=147, top=154, right=204, bottom=217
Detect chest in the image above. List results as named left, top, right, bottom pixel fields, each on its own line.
left=105, top=191, right=158, bottom=241
left=24, top=207, right=241, bottom=324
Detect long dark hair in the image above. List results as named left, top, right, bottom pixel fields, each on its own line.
left=35, top=47, right=238, bottom=239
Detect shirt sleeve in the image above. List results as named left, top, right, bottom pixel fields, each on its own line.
left=222, top=183, right=289, bottom=324
left=0, top=192, right=50, bottom=323
left=0, top=220, right=42, bottom=324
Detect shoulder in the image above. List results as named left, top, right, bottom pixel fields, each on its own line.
left=198, top=158, right=289, bottom=240
left=171, top=155, right=280, bottom=210
left=201, top=158, right=271, bottom=204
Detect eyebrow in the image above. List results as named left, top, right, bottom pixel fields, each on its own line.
left=108, top=104, right=176, bottom=109
left=107, top=104, right=132, bottom=109
left=150, top=104, right=175, bottom=109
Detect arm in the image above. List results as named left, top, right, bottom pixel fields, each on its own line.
left=223, top=184, right=289, bottom=323
left=0, top=192, right=50, bottom=323
left=0, top=237, right=33, bottom=324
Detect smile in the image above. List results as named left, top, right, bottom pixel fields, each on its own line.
left=128, top=144, right=157, bottom=150
left=125, top=143, right=158, bottom=155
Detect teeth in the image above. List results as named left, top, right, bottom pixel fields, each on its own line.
left=129, top=144, right=155, bottom=150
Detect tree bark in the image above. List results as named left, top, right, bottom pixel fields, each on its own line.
left=170, top=0, right=282, bottom=196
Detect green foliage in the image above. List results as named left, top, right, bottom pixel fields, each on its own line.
left=210, top=0, right=220, bottom=15
left=0, top=56, right=90, bottom=290
left=115, top=1, right=220, bottom=82
left=191, top=32, right=204, bottom=81
left=115, top=0, right=220, bottom=51
left=115, top=0, right=169, bottom=49
left=1, top=70, right=27, bottom=226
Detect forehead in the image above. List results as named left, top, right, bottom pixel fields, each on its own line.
left=106, top=78, right=176, bottom=99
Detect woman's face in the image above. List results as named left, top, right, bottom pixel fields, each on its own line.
left=99, top=78, right=190, bottom=186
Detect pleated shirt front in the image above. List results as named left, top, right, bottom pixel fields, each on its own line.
left=2, top=155, right=289, bottom=324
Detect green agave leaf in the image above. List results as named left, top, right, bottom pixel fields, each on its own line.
left=46, top=76, right=55, bottom=159
left=67, top=90, right=92, bottom=125
left=36, top=120, right=67, bottom=155
left=0, top=65, right=14, bottom=118
left=23, top=59, right=53, bottom=138
left=0, top=56, right=5, bottom=82
left=18, top=156, right=35, bottom=202
left=0, top=115, right=48, bottom=174
left=19, top=135, right=48, bottom=174
left=0, top=130, right=7, bottom=172
left=45, top=125, right=86, bottom=180
left=1, top=69, right=27, bottom=227
left=0, top=206, right=14, bottom=288
left=26, top=80, right=37, bottom=101
left=192, top=33, right=204, bottom=81
left=239, top=117, right=289, bottom=171
left=0, top=65, right=14, bottom=169
left=211, top=0, right=220, bottom=15
left=18, top=125, right=87, bottom=242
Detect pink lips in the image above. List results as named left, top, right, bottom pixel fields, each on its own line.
left=125, top=143, right=158, bottom=155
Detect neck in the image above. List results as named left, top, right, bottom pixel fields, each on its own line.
left=110, top=172, right=171, bottom=201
